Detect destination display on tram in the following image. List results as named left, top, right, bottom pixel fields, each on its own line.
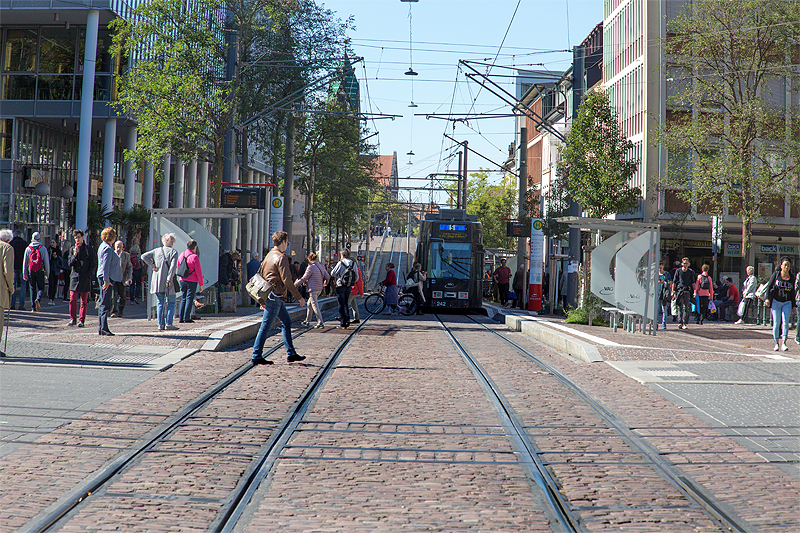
left=438, top=224, right=466, bottom=231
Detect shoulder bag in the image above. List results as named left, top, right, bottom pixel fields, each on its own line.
left=246, top=272, right=272, bottom=304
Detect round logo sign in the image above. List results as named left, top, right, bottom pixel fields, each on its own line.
left=272, top=198, right=282, bottom=209
left=532, top=219, right=543, bottom=231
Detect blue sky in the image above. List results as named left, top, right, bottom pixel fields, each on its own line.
left=320, top=0, right=602, bottom=204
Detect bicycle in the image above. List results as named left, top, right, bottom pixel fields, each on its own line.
left=364, top=286, right=419, bottom=316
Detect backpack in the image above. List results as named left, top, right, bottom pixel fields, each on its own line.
left=340, top=261, right=356, bottom=287
left=28, top=245, right=43, bottom=272
left=177, top=254, right=193, bottom=278
left=699, top=275, right=710, bottom=290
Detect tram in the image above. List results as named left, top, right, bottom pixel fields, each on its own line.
left=414, top=209, right=484, bottom=309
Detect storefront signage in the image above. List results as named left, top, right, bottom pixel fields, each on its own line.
left=725, top=243, right=742, bottom=257
left=760, top=244, right=777, bottom=254
left=663, top=239, right=712, bottom=249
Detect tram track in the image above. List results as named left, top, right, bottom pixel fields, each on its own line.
left=19, top=313, right=372, bottom=533
left=436, top=313, right=752, bottom=533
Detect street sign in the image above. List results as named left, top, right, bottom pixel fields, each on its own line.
left=221, top=185, right=266, bottom=209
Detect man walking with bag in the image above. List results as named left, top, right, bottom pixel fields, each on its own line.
left=251, top=231, right=306, bottom=365
left=330, top=248, right=359, bottom=329
left=23, top=232, right=49, bottom=312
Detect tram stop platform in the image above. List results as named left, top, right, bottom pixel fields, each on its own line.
left=1, top=297, right=798, bottom=532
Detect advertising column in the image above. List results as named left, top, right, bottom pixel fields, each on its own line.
left=528, top=218, right=544, bottom=311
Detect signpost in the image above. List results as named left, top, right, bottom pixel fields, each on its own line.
left=528, top=218, right=544, bottom=311
left=269, top=196, right=284, bottom=236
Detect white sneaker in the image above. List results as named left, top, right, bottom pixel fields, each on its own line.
left=774, top=344, right=780, bottom=351
left=734, top=319, right=743, bottom=325
left=781, top=343, right=788, bottom=352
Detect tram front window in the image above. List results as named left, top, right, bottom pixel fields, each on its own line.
left=429, top=242, right=471, bottom=279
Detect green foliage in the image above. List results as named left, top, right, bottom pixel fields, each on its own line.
left=558, top=90, right=641, bottom=219
left=658, top=0, right=800, bottom=278
left=110, top=0, right=231, bottom=182
left=565, top=305, right=609, bottom=327
left=460, top=170, right=517, bottom=249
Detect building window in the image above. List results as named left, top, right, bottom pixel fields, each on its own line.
left=3, top=29, right=38, bottom=73
left=1, top=74, right=36, bottom=100
left=37, top=75, right=74, bottom=100
left=38, top=26, right=78, bottom=74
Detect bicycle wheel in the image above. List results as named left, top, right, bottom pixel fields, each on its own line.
left=398, top=294, right=418, bottom=316
left=364, top=293, right=385, bottom=314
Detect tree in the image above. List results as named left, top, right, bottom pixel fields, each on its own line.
left=111, top=0, right=232, bottom=205
left=659, top=0, right=800, bottom=279
left=461, top=170, right=517, bottom=249
left=557, top=90, right=641, bottom=219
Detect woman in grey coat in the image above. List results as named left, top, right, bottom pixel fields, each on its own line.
left=141, top=233, right=179, bottom=331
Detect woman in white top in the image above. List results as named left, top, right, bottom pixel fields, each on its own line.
left=735, top=266, right=758, bottom=325
left=295, top=252, right=330, bottom=328
left=141, top=233, right=179, bottom=331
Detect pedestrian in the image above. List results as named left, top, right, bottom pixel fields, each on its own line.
left=670, top=260, right=681, bottom=322
left=47, top=238, right=61, bottom=306
left=22, top=231, right=49, bottom=312
left=295, top=252, right=329, bottom=328
left=95, top=227, right=121, bottom=336
left=493, top=258, right=511, bottom=306
left=141, top=233, right=179, bottom=331
left=658, top=262, right=671, bottom=330
left=736, top=266, right=758, bottom=325
left=218, top=249, right=231, bottom=290
left=404, top=262, right=426, bottom=314
left=246, top=253, right=260, bottom=281
left=672, top=257, right=696, bottom=330
left=379, top=261, right=398, bottom=316
left=111, top=241, right=132, bottom=318
left=349, top=260, right=365, bottom=321
left=513, top=265, right=525, bottom=309
left=694, top=264, right=713, bottom=325
left=129, top=245, right=142, bottom=304
left=177, top=240, right=203, bottom=324
left=717, top=277, right=739, bottom=322
left=764, top=257, right=796, bottom=352
left=0, top=229, right=15, bottom=356
left=246, top=253, right=260, bottom=306
left=795, top=270, right=800, bottom=345
left=67, top=229, right=93, bottom=327
left=330, top=248, right=359, bottom=327
left=251, top=231, right=306, bottom=364
left=9, top=230, right=26, bottom=310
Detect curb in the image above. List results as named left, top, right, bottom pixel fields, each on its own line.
left=505, top=315, right=603, bottom=363
left=201, top=297, right=340, bottom=352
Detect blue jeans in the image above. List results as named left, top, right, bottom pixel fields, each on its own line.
left=252, top=295, right=296, bottom=360
left=771, top=300, right=792, bottom=343
left=659, top=300, right=669, bottom=327
left=11, top=271, right=25, bottom=309
left=179, top=280, right=198, bottom=322
left=155, top=292, right=176, bottom=328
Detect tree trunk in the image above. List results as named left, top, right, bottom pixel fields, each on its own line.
left=283, top=114, right=296, bottom=246
left=741, top=215, right=752, bottom=283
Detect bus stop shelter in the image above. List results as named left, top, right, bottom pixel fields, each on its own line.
left=148, top=208, right=258, bottom=320
left=558, top=217, right=661, bottom=335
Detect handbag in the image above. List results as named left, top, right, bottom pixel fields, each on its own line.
left=755, top=282, right=768, bottom=301
left=670, top=299, right=678, bottom=316
left=737, top=299, right=747, bottom=317
left=246, top=273, right=272, bottom=305
left=172, top=277, right=180, bottom=293
left=708, top=300, right=716, bottom=313
left=508, top=291, right=517, bottom=300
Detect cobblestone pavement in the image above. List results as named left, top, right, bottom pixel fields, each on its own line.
left=0, top=305, right=797, bottom=531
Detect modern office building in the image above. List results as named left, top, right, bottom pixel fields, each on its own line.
left=603, top=0, right=799, bottom=281
left=0, top=0, right=276, bottom=250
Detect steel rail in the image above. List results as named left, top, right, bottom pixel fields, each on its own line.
left=434, top=315, right=584, bottom=533
left=465, top=315, right=752, bottom=533
left=213, top=319, right=371, bottom=533
left=20, top=329, right=310, bottom=533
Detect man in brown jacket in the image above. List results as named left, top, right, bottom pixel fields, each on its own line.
left=0, top=229, right=15, bottom=355
left=251, top=231, right=307, bottom=365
